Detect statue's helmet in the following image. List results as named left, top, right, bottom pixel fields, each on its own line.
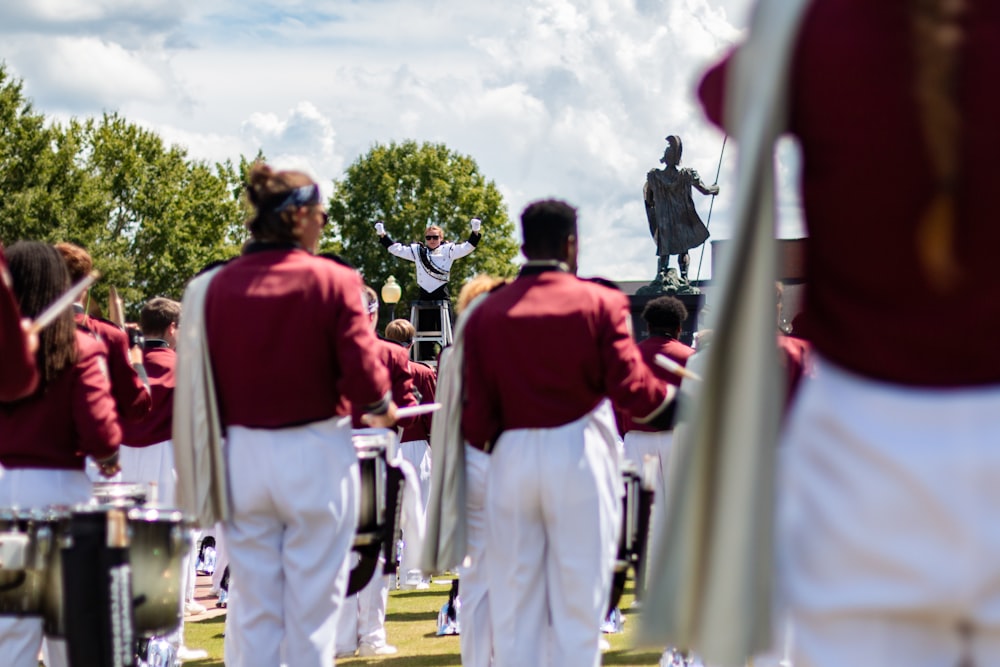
left=664, top=135, right=683, bottom=166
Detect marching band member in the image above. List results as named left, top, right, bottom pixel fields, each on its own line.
left=119, top=297, right=181, bottom=504
left=118, top=296, right=209, bottom=661
left=337, top=286, right=416, bottom=659
left=646, top=1, right=1000, bottom=665
left=382, top=317, right=437, bottom=589
left=461, top=200, right=675, bottom=667
left=0, top=241, right=121, bottom=667
left=203, top=162, right=397, bottom=667
left=0, top=245, right=38, bottom=401
left=55, top=242, right=151, bottom=424
left=620, top=295, right=694, bottom=494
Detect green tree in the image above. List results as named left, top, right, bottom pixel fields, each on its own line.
left=67, top=113, right=246, bottom=315
left=0, top=63, right=101, bottom=246
left=328, top=140, right=518, bottom=305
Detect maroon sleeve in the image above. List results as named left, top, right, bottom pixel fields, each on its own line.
left=90, top=319, right=151, bottom=422
left=597, top=292, right=670, bottom=423
left=72, top=335, right=122, bottom=461
left=0, top=252, right=38, bottom=401
left=332, top=272, right=392, bottom=412
left=698, top=50, right=735, bottom=130
left=462, top=309, right=503, bottom=450
left=417, top=364, right=437, bottom=436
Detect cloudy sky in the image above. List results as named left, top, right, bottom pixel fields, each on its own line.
left=0, top=0, right=803, bottom=281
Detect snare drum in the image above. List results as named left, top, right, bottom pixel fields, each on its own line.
left=44, top=505, right=189, bottom=638
left=354, top=429, right=394, bottom=546
left=127, top=506, right=188, bottom=636
left=91, top=482, right=149, bottom=507
left=348, top=429, right=406, bottom=595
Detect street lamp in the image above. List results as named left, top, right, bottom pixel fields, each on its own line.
left=381, top=276, right=402, bottom=321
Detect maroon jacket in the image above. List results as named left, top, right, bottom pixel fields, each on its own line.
left=121, top=342, right=175, bottom=446
left=699, top=0, right=1000, bottom=386
left=206, top=245, right=391, bottom=429
left=462, top=266, right=671, bottom=450
left=0, top=330, right=121, bottom=469
left=352, top=338, right=418, bottom=429
left=0, top=250, right=38, bottom=401
left=401, top=359, right=437, bottom=443
left=622, top=335, right=694, bottom=434
left=76, top=312, right=151, bottom=421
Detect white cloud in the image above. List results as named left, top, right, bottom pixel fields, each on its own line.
left=0, top=0, right=763, bottom=280
left=9, top=36, right=175, bottom=109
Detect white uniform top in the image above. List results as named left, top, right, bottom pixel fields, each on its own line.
left=385, top=241, right=477, bottom=294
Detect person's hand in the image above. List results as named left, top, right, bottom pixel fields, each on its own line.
left=20, top=318, right=38, bottom=355
left=470, top=218, right=482, bottom=232
left=375, top=221, right=386, bottom=237
left=96, top=452, right=121, bottom=478
left=362, top=401, right=398, bottom=429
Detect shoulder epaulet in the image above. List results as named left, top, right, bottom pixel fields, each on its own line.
left=94, top=316, right=125, bottom=332
left=318, top=252, right=355, bottom=270
left=585, top=276, right=622, bottom=292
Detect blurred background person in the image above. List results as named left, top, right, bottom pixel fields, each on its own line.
left=0, top=241, right=121, bottom=667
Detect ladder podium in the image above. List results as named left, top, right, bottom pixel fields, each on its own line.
left=409, top=301, right=453, bottom=366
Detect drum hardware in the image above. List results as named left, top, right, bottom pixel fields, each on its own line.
left=0, top=492, right=191, bottom=666
left=62, top=507, right=137, bottom=667
left=347, top=429, right=407, bottom=596
left=608, top=461, right=655, bottom=614
left=0, top=509, right=61, bottom=616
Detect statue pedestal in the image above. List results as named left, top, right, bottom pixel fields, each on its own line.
left=628, top=292, right=705, bottom=348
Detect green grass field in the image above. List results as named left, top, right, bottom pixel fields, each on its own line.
left=183, top=578, right=663, bottom=666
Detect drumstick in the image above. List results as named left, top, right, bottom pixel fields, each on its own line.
left=341, top=402, right=444, bottom=430
left=395, top=402, right=442, bottom=419
left=655, top=354, right=702, bottom=382
left=28, top=271, right=100, bottom=335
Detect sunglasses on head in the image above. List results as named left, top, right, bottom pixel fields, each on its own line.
left=425, top=235, right=440, bottom=240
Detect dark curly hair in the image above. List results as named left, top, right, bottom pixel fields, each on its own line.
left=641, top=296, right=688, bottom=336
left=520, top=199, right=577, bottom=260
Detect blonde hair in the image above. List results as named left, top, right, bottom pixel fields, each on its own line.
left=384, top=319, right=416, bottom=344
left=456, top=274, right=509, bottom=316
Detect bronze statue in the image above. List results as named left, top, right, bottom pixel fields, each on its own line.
left=644, top=135, right=719, bottom=284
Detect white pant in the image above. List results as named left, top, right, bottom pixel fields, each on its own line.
left=211, top=523, right=230, bottom=593
left=222, top=416, right=357, bottom=667
left=397, top=439, right=431, bottom=513
left=119, top=439, right=176, bottom=506
left=779, top=356, right=1000, bottom=667
left=459, top=444, right=493, bottom=667
left=335, top=570, right=390, bottom=654
left=622, top=430, right=673, bottom=492
left=486, top=403, right=621, bottom=667
left=0, top=469, right=91, bottom=667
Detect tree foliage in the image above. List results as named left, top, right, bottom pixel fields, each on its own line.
left=328, top=140, right=519, bottom=304
left=0, top=64, right=246, bottom=318
left=0, top=65, right=519, bottom=320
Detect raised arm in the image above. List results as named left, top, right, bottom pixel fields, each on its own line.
left=446, top=217, right=483, bottom=260
left=376, top=221, right=418, bottom=261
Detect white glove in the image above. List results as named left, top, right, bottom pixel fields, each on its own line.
left=375, top=221, right=385, bottom=236
left=470, top=218, right=482, bottom=232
